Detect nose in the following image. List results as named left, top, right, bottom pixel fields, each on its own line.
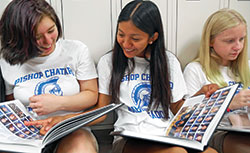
left=233, top=41, right=243, bottom=51
left=41, top=34, right=53, bottom=45
left=122, top=38, right=132, bottom=48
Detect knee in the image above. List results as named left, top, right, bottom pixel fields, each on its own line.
left=201, top=147, right=218, bottom=153
left=71, top=129, right=98, bottom=149
left=71, top=129, right=93, bottom=140
left=167, top=146, right=188, bottom=153
left=57, top=129, right=98, bottom=153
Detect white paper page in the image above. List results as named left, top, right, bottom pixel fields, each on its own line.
left=0, top=100, right=43, bottom=147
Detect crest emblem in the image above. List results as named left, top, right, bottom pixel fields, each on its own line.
left=131, top=82, right=151, bottom=111
left=34, top=76, right=63, bottom=96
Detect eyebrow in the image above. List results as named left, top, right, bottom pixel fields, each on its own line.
left=36, top=24, right=56, bottom=36
left=118, top=29, right=141, bottom=37
left=48, top=25, right=56, bottom=31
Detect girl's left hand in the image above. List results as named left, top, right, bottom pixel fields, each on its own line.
left=29, top=94, right=62, bottom=116
left=229, top=89, right=250, bottom=110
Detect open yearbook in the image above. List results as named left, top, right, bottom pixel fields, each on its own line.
left=111, top=83, right=240, bottom=151
left=0, top=100, right=123, bottom=153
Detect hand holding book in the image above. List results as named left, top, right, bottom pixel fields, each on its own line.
left=192, top=83, right=219, bottom=97
left=227, top=89, right=250, bottom=110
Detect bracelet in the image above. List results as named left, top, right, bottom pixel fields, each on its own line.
left=226, top=108, right=233, bottom=112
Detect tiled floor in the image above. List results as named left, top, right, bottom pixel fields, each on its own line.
left=93, top=129, right=113, bottom=153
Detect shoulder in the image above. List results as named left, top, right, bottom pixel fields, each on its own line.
left=58, top=39, right=86, bottom=46
left=165, top=50, right=177, bottom=60
left=0, top=58, right=19, bottom=79
left=165, top=50, right=180, bottom=64
left=98, top=51, right=112, bottom=67
left=184, top=61, right=204, bottom=77
left=164, top=51, right=182, bottom=72
left=185, top=61, right=202, bottom=70
left=0, top=58, right=16, bottom=69
left=99, top=51, right=112, bottom=60
left=57, top=39, right=91, bottom=60
left=58, top=39, right=88, bottom=51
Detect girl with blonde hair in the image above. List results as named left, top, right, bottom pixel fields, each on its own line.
left=184, top=8, right=250, bottom=153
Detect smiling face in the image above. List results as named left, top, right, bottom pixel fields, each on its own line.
left=36, top=16, right=58, bottom=56
left=210, top=24, right=246, bottom=66
left=117, top=20, right=157, bottom=58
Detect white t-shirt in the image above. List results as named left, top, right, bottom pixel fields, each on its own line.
left=0, top=39, right=97, bottom=119
left=97, top=51, right=188, bottom=136
left=183, top=61, right=250, bottom=125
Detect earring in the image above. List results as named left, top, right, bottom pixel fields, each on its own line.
left=149, top=41, right=153, bottom=44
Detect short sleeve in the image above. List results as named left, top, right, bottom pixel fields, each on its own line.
left=97, top=53, right=112, bottom=95
left=167, top=52, right=188, bottom=102
left=75, top=41, right=97, bottom=80
left=183, top=62, right=208, bottom=96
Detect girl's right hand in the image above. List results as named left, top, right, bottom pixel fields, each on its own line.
left=24, top=116, right=67, bottom=135
left=229, top=89, right=250, bottom=110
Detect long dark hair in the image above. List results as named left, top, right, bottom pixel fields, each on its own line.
left=0, top=0, right=62, bottom=65
left=110, top=0, right=172, bottom=119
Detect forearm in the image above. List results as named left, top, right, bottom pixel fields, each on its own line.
left=57, top=94, right=110, bottom=126
left=58, top=89, right=98, bottom=112
left=5, top=94, right=14, bottom=101
left=170, top=99, right=184, bottom=115
left=85, top=93, right=112, bottom=126
left=53, top=102, right=107, bottom=126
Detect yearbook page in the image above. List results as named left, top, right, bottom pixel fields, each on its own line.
left=0, top=100, right=43, bottom=152
left=111, top=84, right=240, bottom=151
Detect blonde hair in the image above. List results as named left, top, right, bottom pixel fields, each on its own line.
left=195, top=8, right=250, bottom=88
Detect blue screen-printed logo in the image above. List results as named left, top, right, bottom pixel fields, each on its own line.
left=129, top=82, right=151, bottom=112
left=34, top=76, right=63, bottom=96
left=128, top=82, right=165, bottom=119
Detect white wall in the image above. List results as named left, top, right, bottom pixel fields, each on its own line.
left=0, top=0, right=10, bottom=14
left=176, top=0, right=221, bottom=69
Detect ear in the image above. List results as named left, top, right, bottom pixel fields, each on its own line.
left=210, top=39, right=214, bottom=47
left=149, top=32, right=159, bottom=44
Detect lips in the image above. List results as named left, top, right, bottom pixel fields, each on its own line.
left=230, top=52, right=238, bottom=57
left=124, top=48, right=134, bottom=52
left=39, top=44, right=54, bottom=56
left=40, top=45, right=52, bottom=50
